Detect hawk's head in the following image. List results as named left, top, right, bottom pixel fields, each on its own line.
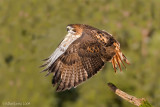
left=67, top=24, right=83, bottom=35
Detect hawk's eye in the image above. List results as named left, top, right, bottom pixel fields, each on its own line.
left=72, top=29, right=76, bottom=33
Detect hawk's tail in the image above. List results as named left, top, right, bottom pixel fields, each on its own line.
left=111, top=43, right=130, bottom=72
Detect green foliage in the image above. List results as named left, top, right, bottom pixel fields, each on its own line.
left=140, top=100, right=152, bottom=107
left=0, top=0, right=160, bottom=107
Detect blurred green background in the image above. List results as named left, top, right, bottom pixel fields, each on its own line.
left=0, top=0, right=160, bottom=107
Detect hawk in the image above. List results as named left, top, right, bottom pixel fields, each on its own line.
left=40, top=24, right=129, bottom=92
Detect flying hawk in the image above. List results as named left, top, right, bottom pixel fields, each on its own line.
left=40, top=24, right=129, bottom=92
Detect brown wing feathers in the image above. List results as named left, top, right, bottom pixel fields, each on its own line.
left=54, top=60, right=89, bottom=91
left=41, top=29, right=106, bottom=92
left=81, top=57, right=104, bottom=78
left=45, top=40, right=105, bottom=92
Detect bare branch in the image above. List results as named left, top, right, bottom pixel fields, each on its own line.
left=107, top=83, right=145, bottom=107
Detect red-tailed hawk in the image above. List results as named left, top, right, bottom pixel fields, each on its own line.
left=40, top=24, right=129, bottom=92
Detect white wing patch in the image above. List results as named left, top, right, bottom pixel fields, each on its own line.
left=46, top=33, right=81, bottom=68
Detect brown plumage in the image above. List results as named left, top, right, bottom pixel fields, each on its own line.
left=40, top=24, right=129, bottom=92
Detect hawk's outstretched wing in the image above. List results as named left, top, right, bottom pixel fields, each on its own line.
left=42, top=31, right=104, bottom=92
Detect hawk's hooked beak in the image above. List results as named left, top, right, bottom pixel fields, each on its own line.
left=67, top=26, right=70, bottom=32
left=67, top=26, right=76, bottom=34
left=67, top=26, right=73, bottom=32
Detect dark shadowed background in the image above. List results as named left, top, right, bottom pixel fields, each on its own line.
left=0, top=0, right=160, bottom=107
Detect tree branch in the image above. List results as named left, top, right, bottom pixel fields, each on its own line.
left=107, top=83, right=152, bottom=107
